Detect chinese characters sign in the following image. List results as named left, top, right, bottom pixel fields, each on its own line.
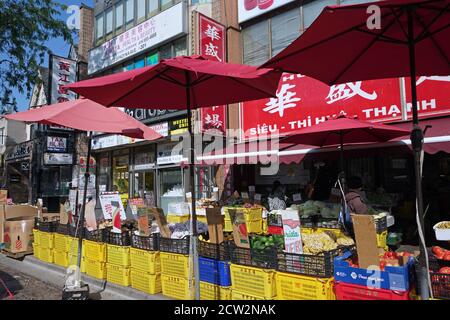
left=241, top=73, right=450, bottom=140
left=198, top=13, right=227, bottom=135
left=50, top=55, right=77, bottom=104
left=47, top=136, right=67, bottom=152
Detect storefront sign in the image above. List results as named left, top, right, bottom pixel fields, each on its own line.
left=149, top=122, right=169, bottom=137
left=79, top=156, right=96, bottom=174
left=88, top=2, right=187, bottom=74
left=99, top=192, right=126, bottom=220
left=5, top=141, right=32, bottom=161
left=198, top=13, right=227, bottom=135
left=238, top=0, right=296, bottom=23
left=47, top=136, right=67, bottom=152
left=49, top=55, right=77, bottom=104
left=157, top=141, right=185, bottom=165
left=170, top=118, right=189, bottom=135
left=133, top=163, right=156, bottom=171
left=124, top=109, right=186, bottom=125
left=91, top=135, right=143, bottom=150
left=44, top=153, right=73, bottom=165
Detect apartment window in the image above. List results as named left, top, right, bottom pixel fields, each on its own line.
left=271, top=9, right=300, bottom=56
left=243, top=20, right=269, bottom=66
left=105, top=8, right=113, bottom=35
left=159, top=43, right=173, bottom=60
left=126, top=0, right=135, bottom=25
left=303, top=0, right=336, bottom=30
left=137, top=0, right=146, bottom=22
left=174, top=37, right=187, bottom=57
left=161, top=0, right=172, bottom=11
left=148, top=0, right=159, bottom=16
left=115, top=2, right=124, bottom=30
left=95, top=14, right=104, bottom=39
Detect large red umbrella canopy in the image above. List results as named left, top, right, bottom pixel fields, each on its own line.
left=5, top=99, right=162, bottom=141
left=263, top=0, right=450, bottom=84
left=65, top=55, right=282, bottom=109
left=282, top=116, right=410, bottom=146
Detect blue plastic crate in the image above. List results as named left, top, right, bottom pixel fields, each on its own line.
left=198, top=257, right=231, bottom=286
left=334, top=250, right=414, bottom=291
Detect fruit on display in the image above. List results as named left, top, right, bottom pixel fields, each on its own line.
left=291, top=201, right=340, bottom=220
left=250, top=234, right=284, bottom=251
left=435, top=222, right=450, bottom=229
left=301, top=232, right=354, bottom=254
left=432, top=246, right=450, bottom=261
left=438, top=267, right=450, bottom=274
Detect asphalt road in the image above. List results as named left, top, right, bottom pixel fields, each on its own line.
left=0, top=258, right=62, bottom=300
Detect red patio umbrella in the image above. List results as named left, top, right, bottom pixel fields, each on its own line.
left=5, top=99, right=162, bottom=290
left=65, top=55, right=282, bottom=300
left=263, top=0, right=449, bottom=299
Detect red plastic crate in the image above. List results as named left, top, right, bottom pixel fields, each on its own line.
left=335, top=282, right=410, bottom=300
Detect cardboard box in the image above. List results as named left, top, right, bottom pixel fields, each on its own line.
left=206, top=207, right=224, bottom=244
left=0, top=204, right=38, bottom=243
left=4, top=217, right=35, bottom=253
left=228, top=208, right=250, bottom=249
left=351, top=214, right=379, bottom=269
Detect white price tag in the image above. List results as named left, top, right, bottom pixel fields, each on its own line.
left=241, top=192, right=249, bottom=199
left=254, top=193, right=262, bottom=201
left=213, top=187, right=219, bottom=192
left=293, top=193, right=302, bottom=202
left=248, top=186, right=256, bottom=192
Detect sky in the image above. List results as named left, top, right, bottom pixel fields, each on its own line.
left=13, top=0, right=94, bottom=111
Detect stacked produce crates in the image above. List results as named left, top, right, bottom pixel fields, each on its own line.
left=83, top=228, right=108, bottom=280
left=35, top=220, right=59, bottom=264
left=130, top=233, right=162, bottom=295
left=198, top=240, right=232, bottom=300
left=160, top=237, right=194, bottom=300
left=105, top=229, right=132, bottom=286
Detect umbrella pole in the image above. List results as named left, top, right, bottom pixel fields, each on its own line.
left=76, top=131, right=92, bottom=282
left=407, top=9, right=429, bottom=300
left=186, top=75, right=200, bottom=300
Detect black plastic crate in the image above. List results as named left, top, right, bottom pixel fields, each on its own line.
left=159, top=237, right=190, bottom=255
left=68, top=225, right=79, bottom=237
left=83, top=228, right=107, bottom=242
left=131, top=233, right=159, bottom=251
left=277, top=245, right=355, bottom=278
left=37, top=220, right=59, bottom=232
left=415, top=250, right=450, bottom=300
left=198, top=240, right=232, bottom=261
left=57, top=224, right=69, bottom=235
left=230, top=244, right=278, bottom=269
left=104, top=228, right=132, bottom=246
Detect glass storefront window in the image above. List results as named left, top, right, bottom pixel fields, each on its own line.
left=159, top=168, right=184, bottom=215
left=243, top=20, right=270, bottom=66
left=98, top=153, right=111, bottom=191
left=135, top=57, right=145, bottom=69
left=147, top=52, right=159, bottom=65
left=159, top=43, right=173, bottom=60
left=174, top=37, right=187, bottom=57
left=271, top=9, right=301, bottom=56
left=113, top=150, right=130, bottom=196
left=303, top=0, right=336, bottom=30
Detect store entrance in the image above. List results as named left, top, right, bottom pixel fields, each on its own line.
left=132, top=170, right=156, bottom=207
left=157, top=167, right=184, bottom=216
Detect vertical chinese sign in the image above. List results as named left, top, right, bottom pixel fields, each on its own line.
left=49, top=55, right=77, bottom=105
left=198, top=13, right=227, bottom=135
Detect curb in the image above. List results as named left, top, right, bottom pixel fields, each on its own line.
left=0, top=254, right=170, bottom=300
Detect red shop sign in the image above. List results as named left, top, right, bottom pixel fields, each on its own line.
left=198, top=13, right=227, bottom=135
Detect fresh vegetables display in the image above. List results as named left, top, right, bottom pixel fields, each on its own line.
left=435, top=222, right=450, bottom=229
left=301, top=231, right=354, bottom=255
left=432, top=246, right=450, bottom=261
left=250, top=234, right=284, bottom=251
left=346, top=251, right=413, bottom=271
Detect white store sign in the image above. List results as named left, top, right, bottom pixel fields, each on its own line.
left=237, top=0, right=296, bottom=23
left=88, top=2, right=187, bottom=75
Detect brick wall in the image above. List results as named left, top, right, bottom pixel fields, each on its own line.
left=78, top=5, right=94, bottom=64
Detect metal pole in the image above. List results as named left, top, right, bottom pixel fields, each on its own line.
left=186, top=72, right=200, bottom=300
left=76, top=132, right=92, bottom=275
left=407, top=9, right=429, bottom=300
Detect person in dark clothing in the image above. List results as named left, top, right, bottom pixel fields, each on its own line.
left=345, top=176, right=369, bottom=214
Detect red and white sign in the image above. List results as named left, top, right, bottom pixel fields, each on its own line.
left=240, top=73, right=450, bottom=141
left=50, top=55, right=77, bottom=104
left=198, top=13, right=227, bottom=135
left=238, top=0, right=296, bottom=23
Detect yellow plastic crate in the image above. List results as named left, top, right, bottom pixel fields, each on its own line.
left=54, top=233, right=70, bottom=252
left=232, top=290, right=274, bottom=300
left=130, top=269, right=162, bottom=294
left=107, top=244, right=130, bottom=267
left=161, top=274, right=194, bottom=300
left=197, top=216, right=207, bottom=224
left=39, top=247, right=54, bottom=263
left=67, top=237, right=84, bottom=256
left=224, top=219, right=233, bottom=232
left=302, top=228, right=344, bottom=237
left=83, top=240, right=106, bottom=262
left=276, top=272, right=335, bottom=300
left=223, top=207, right=263, bottom=233
left=230, top=264, right=276, bottom=299
left=39, top=232, right=54, bottom=249
left=68, top=254, right=86, bottom=273
left=160, top=252, right=191, bottom=278
left=85, top=257, right=106, bottom=280
left=200, top=282, right=232, bottom=300
left=33, top=229, right=40, bottom=246
left=167, top=214, right=190, bottom=224
left=262, top=219, right=268, bottom=234
left=106, top=263, right=130, bottom=286
left=53, top=250, right=69, bottom=268
left=224, top=218, right=263, bottom=234
left=33, top=243, right=40, bottom=259
left=130, top=248, right=160, bottom=274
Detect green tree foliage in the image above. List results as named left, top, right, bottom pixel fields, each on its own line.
left=0, top=0, right=74, bottom=109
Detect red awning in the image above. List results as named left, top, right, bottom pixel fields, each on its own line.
left=194, top=118, right=450, bottom=165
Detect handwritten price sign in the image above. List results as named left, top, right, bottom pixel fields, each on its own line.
left=99, top=192, right=126, bottom=220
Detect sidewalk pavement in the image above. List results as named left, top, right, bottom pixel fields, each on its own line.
left=0, top=253, right=171, bottom=300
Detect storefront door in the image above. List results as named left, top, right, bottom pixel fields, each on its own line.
left=157, top=166, right=184, bottom=215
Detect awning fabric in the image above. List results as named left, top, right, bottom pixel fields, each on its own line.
left=194, top=118, right=450, bottom=165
